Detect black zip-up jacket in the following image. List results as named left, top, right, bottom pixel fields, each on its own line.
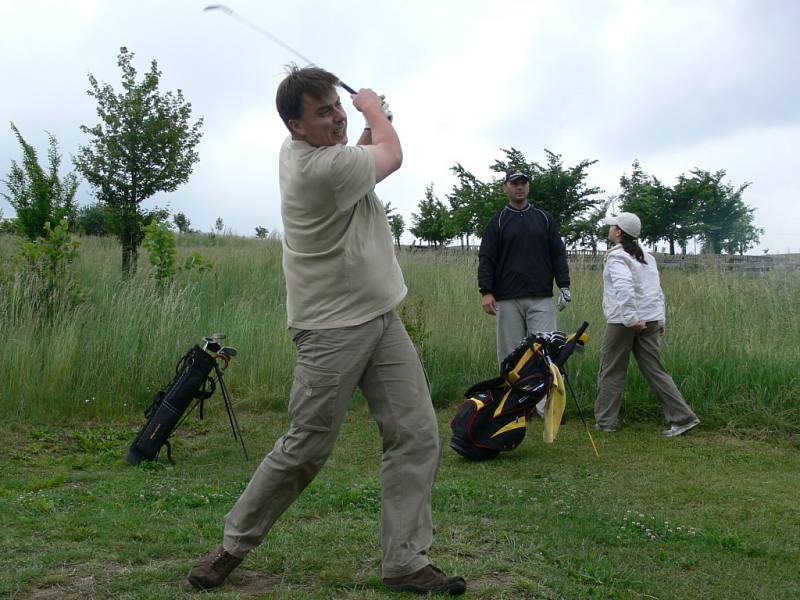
left=478, top=203, right=570, bottom=299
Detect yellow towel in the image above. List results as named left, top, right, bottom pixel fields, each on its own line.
left=543, top=363, right=565, bottom=443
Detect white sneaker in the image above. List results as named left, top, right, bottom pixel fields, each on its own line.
left=662, top=418, right=700, bottom=437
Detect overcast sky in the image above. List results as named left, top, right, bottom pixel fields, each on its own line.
left=1, top=0, right=798, bottom=253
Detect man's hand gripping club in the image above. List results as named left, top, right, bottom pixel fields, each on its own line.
left=352, top=89, right=402, bottom=182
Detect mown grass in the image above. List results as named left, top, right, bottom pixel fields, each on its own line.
left=1, top=406, right=798, bottom=599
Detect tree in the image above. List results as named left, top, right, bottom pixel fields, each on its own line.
left=410, top=185, right=451, bottom=247
left=448, top=162, right=506, bottom=240
left=382, top=202, right=405, bottom=247
left=679, top=169, right=754, bottom=254
left=173, top=212, right=192, bottom=234
left=572, top=200, right=612, bottom=254
left=74, top=47, right=203, bottom=275
left=621, top=160, right=695, bottom=254
left=450, top=149, right=603, bottom=248
left=75, top=202, right=112, bottom=236
left=254, top=226, right=269, bottom=239
left=491, top=148, right=604, bottom=245
left=2, top=122, right=79, bottom=239
left=388, top=214, right=405, bottom=248
left=724, top=217, right=763, bottom=255
left=214, top=216, right=224, bottom=234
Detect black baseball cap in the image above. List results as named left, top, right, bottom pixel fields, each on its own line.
left=505, top=170, right=529, bottom=183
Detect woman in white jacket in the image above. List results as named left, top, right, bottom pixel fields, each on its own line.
left=594, top=212, right=700, bottom=437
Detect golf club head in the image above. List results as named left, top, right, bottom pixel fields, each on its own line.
left=220, top=346, right=237, bottom=357
left=203, top=4, right=233, bottom=14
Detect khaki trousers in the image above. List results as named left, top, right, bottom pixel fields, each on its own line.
left=594, top=321, right=697, bottom=429
left=222, top=310, right=440, bottom=578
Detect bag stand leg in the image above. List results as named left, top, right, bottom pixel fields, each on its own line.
left=215, top=363, right=249, bottom=461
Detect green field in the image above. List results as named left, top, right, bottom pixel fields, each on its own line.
left=0, top=235, right=798, bottom=598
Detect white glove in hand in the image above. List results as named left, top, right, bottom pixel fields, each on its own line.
left=382, top=99, right=393, bottom=122
left=364, top=95, right=393, bottom=129
left=557, top=287, right=571, bottom=311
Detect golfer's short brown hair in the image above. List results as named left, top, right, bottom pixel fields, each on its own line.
left=276, top=64, right=340, bottom=128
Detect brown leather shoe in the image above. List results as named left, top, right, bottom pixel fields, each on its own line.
left=187, top=544, right=242, bottom=590
left=383, top=564, right=466, bottom=595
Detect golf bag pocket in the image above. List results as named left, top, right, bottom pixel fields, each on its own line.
left=125, top=345, right=217, bottom=465
left=450, top=390, right=531, bottom=461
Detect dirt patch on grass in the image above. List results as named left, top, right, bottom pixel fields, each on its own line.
left=24, top=561, right=132, bottom=599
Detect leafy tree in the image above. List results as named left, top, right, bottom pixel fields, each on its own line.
left=388, top=214, right=405, bottom=248
left=143, top=219, right=213, bottom=286
left=448, top=162, right=505, bottom=240
left=572, top=200, right=612, bottom=254
left=410, top=185, right=451, bottom=247
left=621, top=160, right=693, bottom=254
left=254, top=226, right=269, bottom=239
left=450, top=149, right=603, bottom=247
left=214, top=216, right=224, bottom=234
left=173, top=212, right=192, bottom=234
left=491, top=148, right=603, bottom=245
left=723, top=217, right=763, bottom=255
left=74, top=47, right=203, bottom=275
left=75, top=202, right=112, bottom=236
left=143, top=220, right=176, bottom=287
left=2, top=123, right=79, bottom=239
left=678, top=169, right=753, bottom=254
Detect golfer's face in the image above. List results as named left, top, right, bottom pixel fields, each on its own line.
left=293, top=90, right=348, bottom=147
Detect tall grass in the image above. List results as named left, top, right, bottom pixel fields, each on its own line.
left=1, top=235, right=798, bottom=435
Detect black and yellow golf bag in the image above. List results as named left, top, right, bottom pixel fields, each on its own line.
left=450, top=322, right=589, bottom=461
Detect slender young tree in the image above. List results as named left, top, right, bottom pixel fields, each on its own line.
left=75, top=47, right=203, bottom=275
left=389, top=213, right=405, bottom=249
left=173, top=212, right=192, bottom=234
left=410, top=185, right=451, bottom=247
left=2, top=123, right=79, bottom=239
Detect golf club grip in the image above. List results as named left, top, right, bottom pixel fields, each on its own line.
left=340, top=82, right=356, bottom=94
left=555, top=321, right=589, bottom=367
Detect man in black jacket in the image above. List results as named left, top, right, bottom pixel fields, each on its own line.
left=478, top=171, right=571, bottom=411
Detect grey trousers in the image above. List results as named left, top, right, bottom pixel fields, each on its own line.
left=222, top=310, right=440, bottom=578
left=594, top=321, right=697, bottom=429
left=495, top=296, right=556, bottom=367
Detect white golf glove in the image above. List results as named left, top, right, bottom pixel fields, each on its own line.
left=380, top=94, right=393, bottom=122
left=364, top=95, right=393, bottom=129
left=557, top=287, right=571, bottom=311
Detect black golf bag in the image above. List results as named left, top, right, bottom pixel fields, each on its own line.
left=125, top=345, right=217, bottom=465
left=450, top=322, right=589, bottom=461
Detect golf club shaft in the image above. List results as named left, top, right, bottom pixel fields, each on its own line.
left=204, top=5, right=357, bottom=94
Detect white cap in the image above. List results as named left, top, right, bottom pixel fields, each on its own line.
left=604, top=212, right=641, bottom=238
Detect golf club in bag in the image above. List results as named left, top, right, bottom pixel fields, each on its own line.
left=125, top=334, right=248, bottom=465
left=450, top=322, right=590, bottom=461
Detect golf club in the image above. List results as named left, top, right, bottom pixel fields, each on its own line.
left=203, top=4, right=357, bottom=94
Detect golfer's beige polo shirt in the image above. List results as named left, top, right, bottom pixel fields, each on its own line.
left=279, top=137, right=407, bottom=329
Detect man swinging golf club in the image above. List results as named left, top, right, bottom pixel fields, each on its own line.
left=187, top=65, right=466, bottom=596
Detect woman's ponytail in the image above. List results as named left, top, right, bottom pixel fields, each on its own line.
left=620, top=232, right=646, bottom=264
